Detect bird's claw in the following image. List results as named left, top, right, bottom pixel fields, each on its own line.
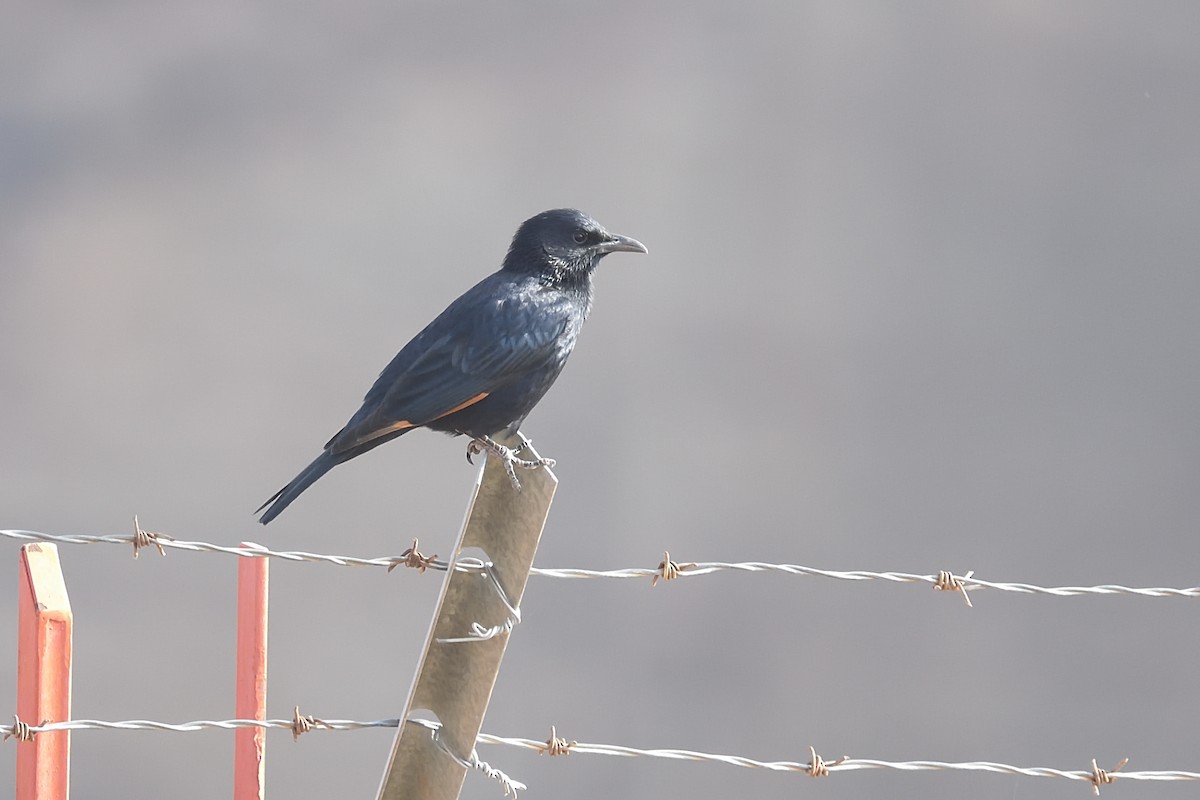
left=467, top=435, right=555, bottom=491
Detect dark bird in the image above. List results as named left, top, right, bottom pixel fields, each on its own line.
left=257, top=208, right=646, bottom=524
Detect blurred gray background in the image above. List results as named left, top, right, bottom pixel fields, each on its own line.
left=3, top=2, right=1200, bottom=798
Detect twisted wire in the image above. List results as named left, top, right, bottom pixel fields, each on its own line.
left=5, top=716, right=1196, bottom=790
left=4, top=527, right=1199, bottom=600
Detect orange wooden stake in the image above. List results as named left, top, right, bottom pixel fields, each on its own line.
left=233, top=544, right=269, bottom=800
left=17, top=543, right=72, bottom=800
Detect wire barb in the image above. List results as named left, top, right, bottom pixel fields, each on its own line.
left=933, top=569, right=975, bottom=607
left=806, top=746, right=847, bottom=777
left=388, top=538, right=438, bottom=573
left=1090, top=757, right=1129, bottom=795
left=131, top=515, right=170, bottom=558
left=290, top=706, right=330, bottom=742
left=652, top=550, right=697, bottom=587
left=3, top=715, right=36, bottom=743
left=538, top=725, right=576, bottom=756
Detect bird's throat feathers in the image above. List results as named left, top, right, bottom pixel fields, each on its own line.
left=505, top=239, right=594, bottom=280
left=541, top=251, right=598, bottom=290
left=539, top=258, right=595, bottom=321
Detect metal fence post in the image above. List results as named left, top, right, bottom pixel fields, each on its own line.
left=233, top=543, right=269, bottom=800
left=16, top=543, right=72, bottom=800
left=377, top=433, right=557, bottom=799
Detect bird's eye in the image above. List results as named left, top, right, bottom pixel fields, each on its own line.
left=572, top=229, right=589, bottom=244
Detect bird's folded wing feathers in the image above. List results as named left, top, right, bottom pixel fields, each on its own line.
left=325, top=313, right=567, bottom=454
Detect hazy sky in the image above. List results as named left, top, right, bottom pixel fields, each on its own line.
left=3, top=3, right=1200, bottom=798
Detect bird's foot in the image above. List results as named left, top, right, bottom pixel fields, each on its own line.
left=465, top=435, right=537, bottom=465
left=466, top=434, right=555, bottom=491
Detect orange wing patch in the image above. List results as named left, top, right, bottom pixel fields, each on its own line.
left=349, top=419, right=417, bottom=447
left=348, top=393, right=490, bottom=448
left=431, top=392, right=490, bottom=421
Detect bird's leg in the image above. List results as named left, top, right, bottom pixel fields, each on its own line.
left=466, top=434, right=556, bottom=491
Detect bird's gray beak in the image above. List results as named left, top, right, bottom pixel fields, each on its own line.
left=596, top=232, right=648, bottom=255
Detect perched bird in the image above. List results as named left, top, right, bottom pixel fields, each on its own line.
left=257, top=208, right=646, bottom=524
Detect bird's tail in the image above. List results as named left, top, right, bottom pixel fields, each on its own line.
left=256, top=450, right=337, bottom=525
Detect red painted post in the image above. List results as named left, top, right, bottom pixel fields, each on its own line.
left=16, top=543, right=72, bottom=800
left=233, top=544, right=269, bottom=800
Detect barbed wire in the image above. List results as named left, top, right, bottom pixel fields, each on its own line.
left=3, top=716, right=394, bottom=736
left=5, top=714, right=1196, bottom=794
left=3, top=525, right=1199, bottom=604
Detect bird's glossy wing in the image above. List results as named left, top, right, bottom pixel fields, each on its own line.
left=326, top=286, right=568, bottom=454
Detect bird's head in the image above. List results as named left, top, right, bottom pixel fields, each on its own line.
left=503, top=208, right=647, bottom=283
